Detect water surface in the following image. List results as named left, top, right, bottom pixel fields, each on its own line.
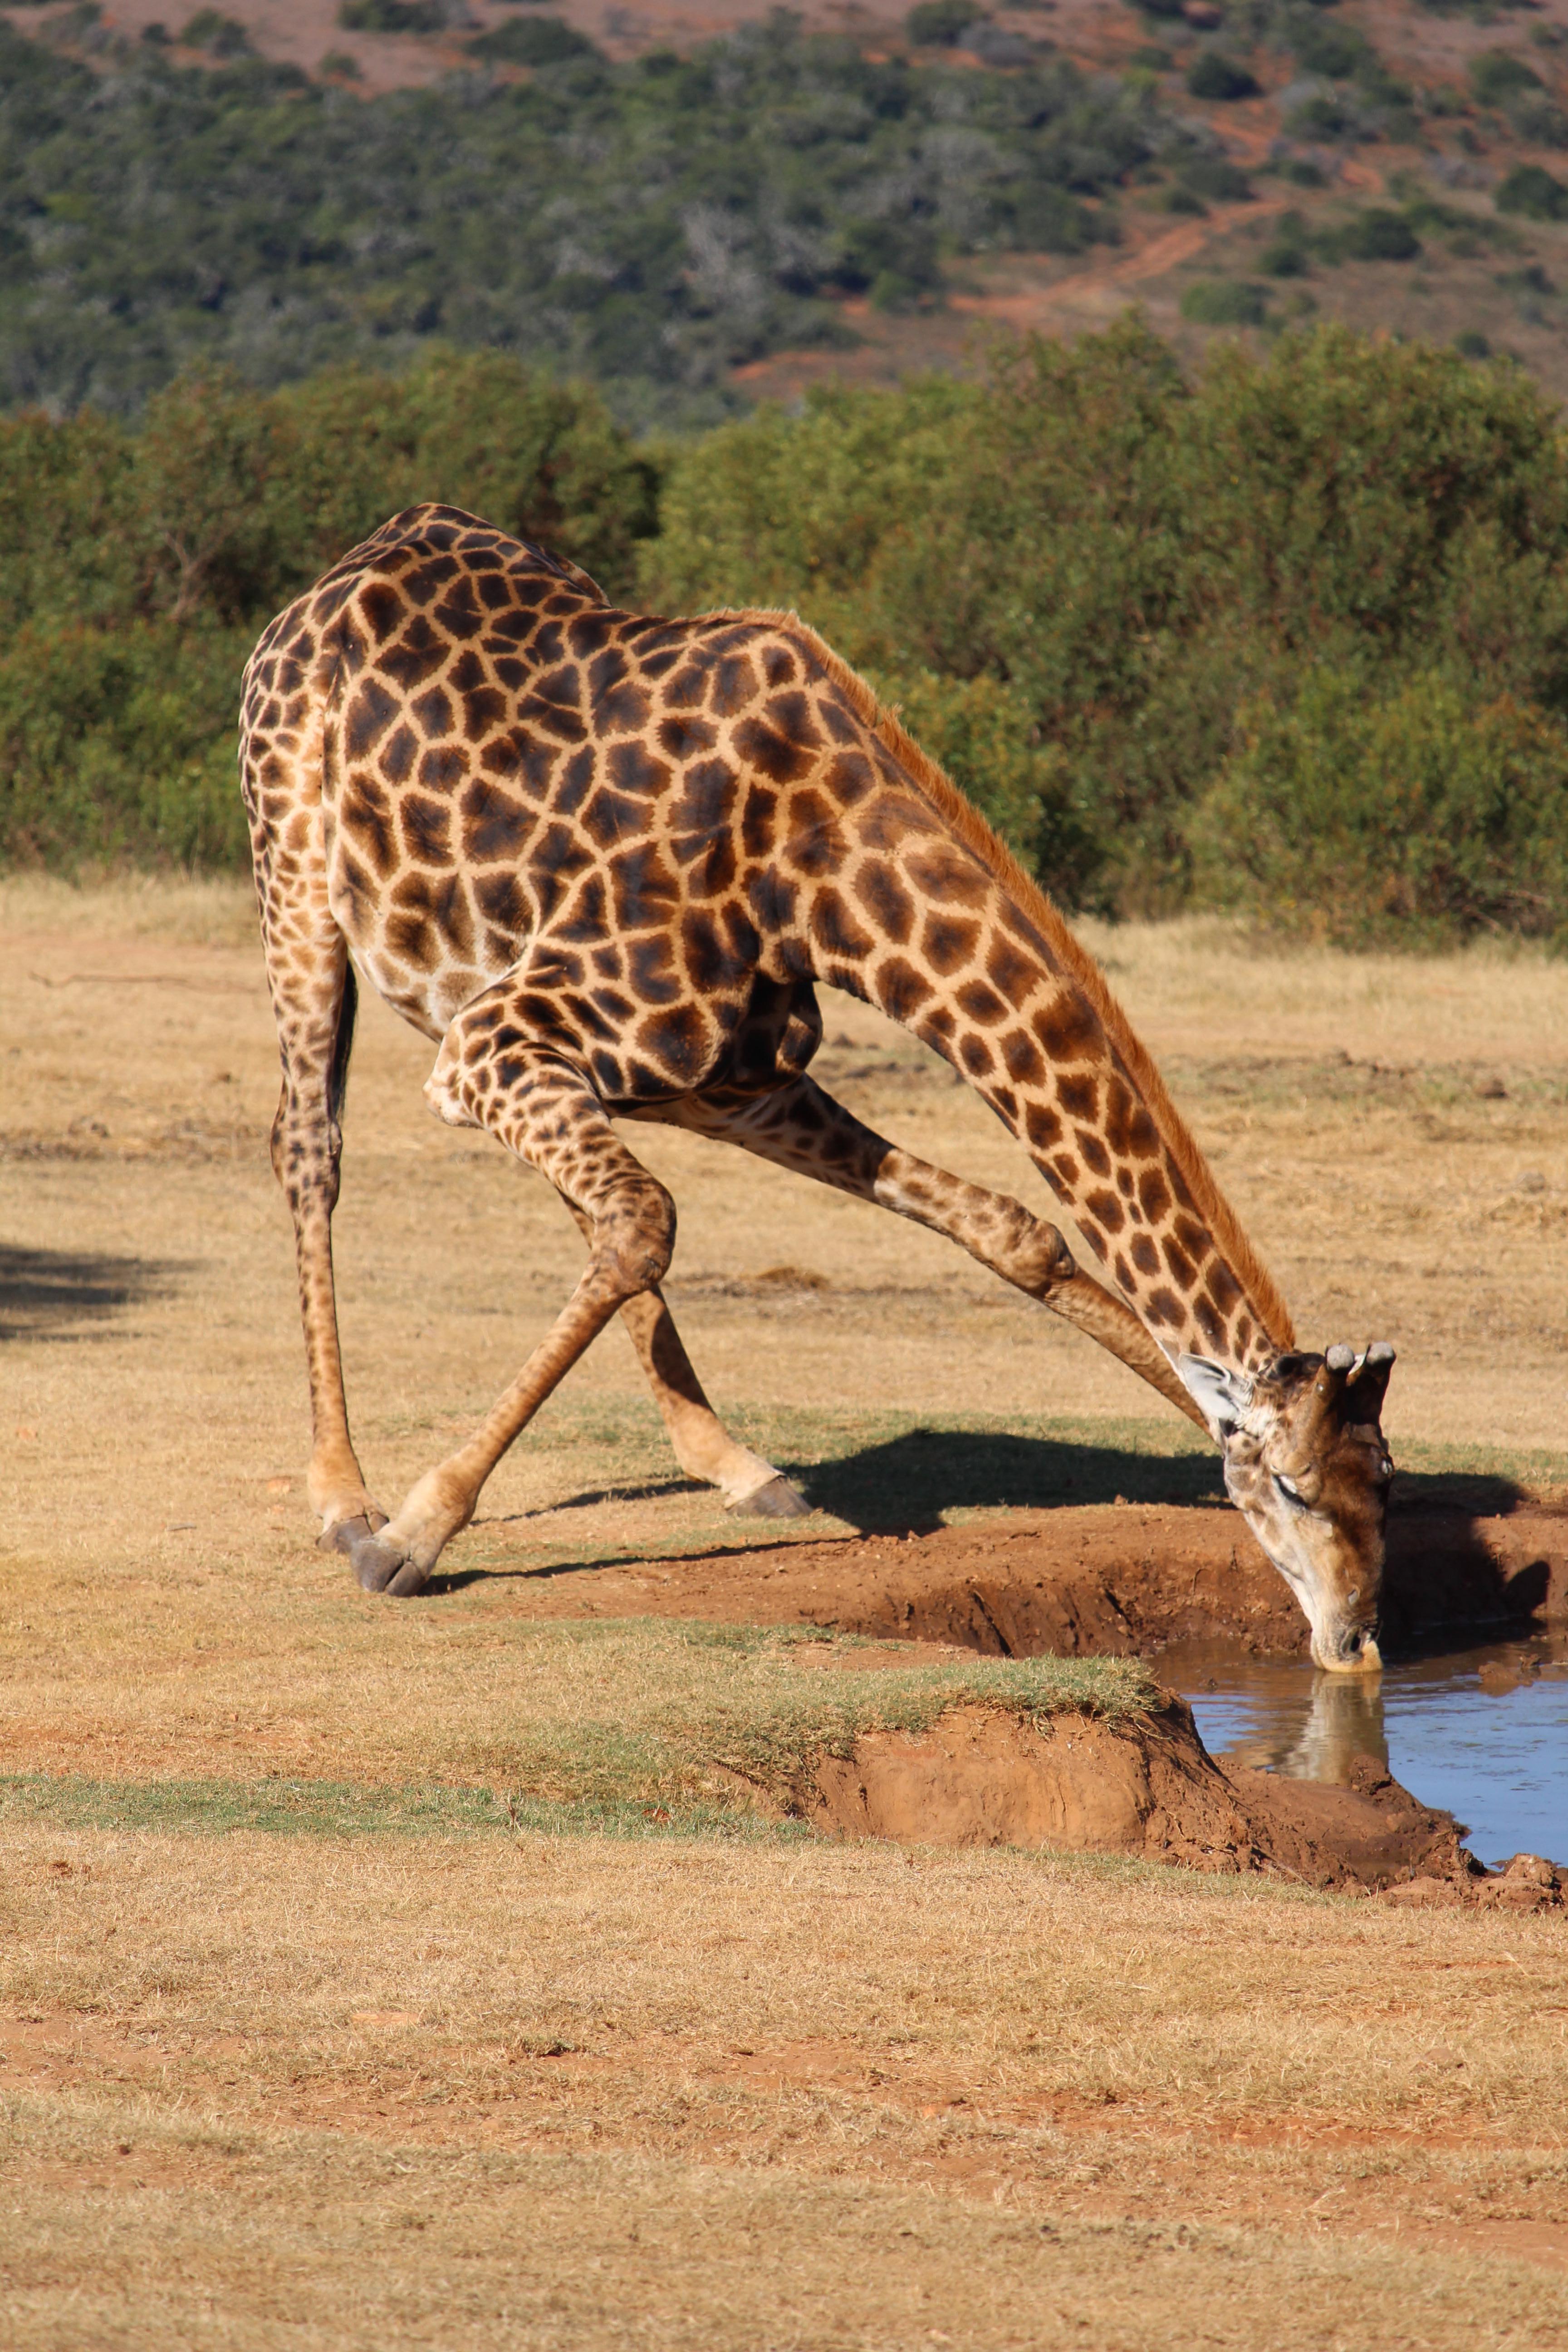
left=1164, top=1631, right=1568, bottom=1868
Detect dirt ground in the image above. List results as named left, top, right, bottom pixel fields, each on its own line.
left=3, top=880, right=1568, bottom=2344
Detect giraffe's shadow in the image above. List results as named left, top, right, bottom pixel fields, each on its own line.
left=789, top=1430, right=1523, bottom=1539
left=0, top=1244, right=188, bottom=1343
left=434, top=1423, right=1529, bottom=1592
left=793, top=1427, right=1228, bottom=1535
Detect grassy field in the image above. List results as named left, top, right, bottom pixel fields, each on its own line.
left=3, top=879, right=1568, bottom=2343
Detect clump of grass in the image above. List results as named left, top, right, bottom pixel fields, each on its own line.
left=0, top=1619, right=1160, bottom=1828
left=662, top=1624, right=1160, bottom=1806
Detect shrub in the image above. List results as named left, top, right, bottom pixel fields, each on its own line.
left=1470, top=49, right=1545, bottom=108
left=1191, top=671, right=1568, bottom=946
left=868, top=667, right=1093, bottom=884
left=1179, top=279, right=1269, bottom=325
left=466, top=14, right=599, bottom=64
left=179, top=10, right=251, bottom=54
left=1496, top=164, right=1568, bottom=222
left=1334, top=210, right=1422, bottom=263
left=0, top=15, right=1166, bottom=426
left=1177, top=154, right=1254, bottom=203
left=1260, top=238, right=1310, bottom=279
left=0, top=353, right=661, bottom=870
left=1287, top=93, right=1351, bottom=139
left=648, top=318, right=1568, bottom=922
left=905, top=0, right=981, bottom=44
left=1186, top=54, right=1260, bottom=103
left=1289, top=19, right=1371, bottom=80
left=0, top=620, right=252, bottom=870
left=337, top=0, right=444, bottom=29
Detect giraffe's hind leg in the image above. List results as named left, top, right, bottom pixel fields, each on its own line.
left=341, top=1014, right=686, bottom=1597
left=255, top=899, right=390, bottom=1551
left=557, top=1197, right=809, bottom=1518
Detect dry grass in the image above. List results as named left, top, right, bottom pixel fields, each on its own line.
left=3, top=1827, right=1568, bottom=2347
left=4, top=880, right=1568, bottom=2342
left=11, top=2111, right=1559, bottom=2352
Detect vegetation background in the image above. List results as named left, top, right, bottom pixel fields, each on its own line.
left=2, top=0, right=1568, bottom=946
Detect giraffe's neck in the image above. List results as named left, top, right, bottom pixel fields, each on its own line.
left=790, top=672, right=1294, bottom=1380
left=882, top=900, right=1285, bottom=1376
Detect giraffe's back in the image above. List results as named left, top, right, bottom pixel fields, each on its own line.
left=240, top=502, right=965, bottom=1101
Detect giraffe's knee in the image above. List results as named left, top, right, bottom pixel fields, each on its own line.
left=591, top=1177, right=676, bottom=1298
left=983, top=1207, right=1077, bottom=1298
left=423, top=1035, right=483, bottom=1129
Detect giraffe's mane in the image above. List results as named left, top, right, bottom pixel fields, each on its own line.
left=725, top=607, right=1295, bottom=1354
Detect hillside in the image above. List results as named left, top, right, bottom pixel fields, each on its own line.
left=5, top=0, right=1568, bottom=418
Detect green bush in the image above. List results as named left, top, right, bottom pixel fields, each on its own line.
left=905, top=0, right=981, bottom=44
left=0, top=17, right=1164, bottom=424
left=337, top=0, right=444, bottom=30
left=867, top=667, right=1093, bottom=885
left=1289, top=18, right=1371, bottom=80
left=467, top=15, right=599, bottom=64
left=1179, top=279, right=1269, bottom=325
left=1260, top=239, right=1311, bottom=279
left=1330, top=209, right=1422, bottom=263
left=1191, top=671, right=1568, bottom=946
left=0, top=621, right=252, bottom=869
left=1496, top=164, right=1568, bottom=222
left=11, top=315, right=1568, bottom=950
left=646, top=319, right=1568, bottom=926
left=1470, top=49, right=1545, bottom=108
left=0, top=352, right=659, bottom=871
left=179, top=10, right=251, bottom=54
left=1186, top=54, right=1260, bottom=103
left=1177, top=154, right=1254, bottom=204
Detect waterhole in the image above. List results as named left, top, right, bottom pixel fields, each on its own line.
left=1166, top=1632, right=1568, bottom=1868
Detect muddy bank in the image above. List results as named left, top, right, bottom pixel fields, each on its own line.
left=801, top=1696, right=1562, bottom=1905
left=531, top=1505, right=1568, bottom=1659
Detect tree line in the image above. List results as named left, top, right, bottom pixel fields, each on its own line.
left=2, top=322, right=1566, bottom=947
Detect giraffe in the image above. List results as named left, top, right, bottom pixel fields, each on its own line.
left=240, top=505, right=1397, bottom=1672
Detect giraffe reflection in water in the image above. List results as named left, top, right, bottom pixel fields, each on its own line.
left=1200, top=1656, right=1392, bottom=1785
left=1171, top=1632, right=1568, bottom=1868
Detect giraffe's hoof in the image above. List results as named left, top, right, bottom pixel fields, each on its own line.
left=323, top=1517, right=431, bottom=1596
left=727, top=1474, right=813, bottom=1521
left=354, top=1536, right=431, bottom=1597
left=318, top=1510, right=387, bottom=1556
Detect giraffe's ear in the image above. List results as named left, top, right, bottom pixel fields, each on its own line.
left=1176, top=1354, right=1254, bottom=1436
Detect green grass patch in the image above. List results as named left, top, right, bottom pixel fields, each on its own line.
left=0, top=1620, right=1161, bottom=1826
left=0, top=1772, right=800, bottom=1843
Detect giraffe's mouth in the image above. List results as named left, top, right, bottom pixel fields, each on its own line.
left=1312, top=1624, right=1384, bottom=1676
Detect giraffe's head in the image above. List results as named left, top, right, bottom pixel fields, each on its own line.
left=1179, top=1343, right=1396, bottom=1673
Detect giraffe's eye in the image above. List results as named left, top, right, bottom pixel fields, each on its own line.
left=1274, top=1473, right=1305, bottom=1508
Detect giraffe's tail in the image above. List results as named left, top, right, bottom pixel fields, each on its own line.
left=329, top=956, right=358, bottom=1129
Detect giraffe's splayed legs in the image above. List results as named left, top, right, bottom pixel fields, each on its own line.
left=337, top=1036, right=687, bottom=1595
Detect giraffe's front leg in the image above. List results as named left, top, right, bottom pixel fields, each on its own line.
left=671, top=1078, right=1207, bottom=1430
left=342, top=1023, right=681, bottom=1597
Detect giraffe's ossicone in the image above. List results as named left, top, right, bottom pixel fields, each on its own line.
left=241, top=505, right=1396, bottom=1670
